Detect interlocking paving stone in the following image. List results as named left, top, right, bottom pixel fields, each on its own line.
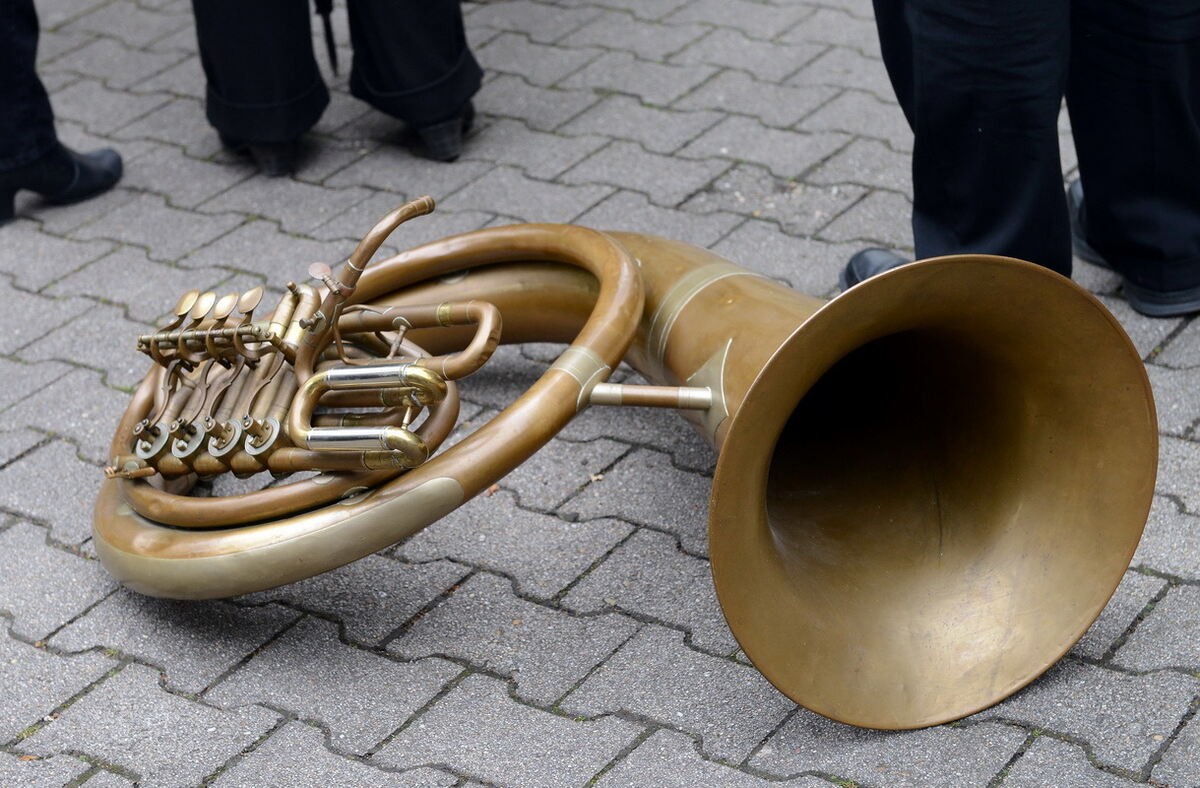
left=807, top=136, right=911, bottom=194
left=752, top=715, right=1025, bottom=787
left=561, top=11, right=708, bottom=60
left=324, top=148, right=493, bottom=202
left=442, top=166, right=612, bottom=223
left=70, top=192, right=245, bottom=263
left=1156, top=317, right=1200, bottom=367
left=558, top=395, right=716, bottom=472
left=137, top=54, right=207, bottom=99
left=48, top=78, right=172, bottom=137
left=562, top=625, right=794, bottom=761
left=665, top=0, right=814, bottom=39
left=463, top=118, right=608, bottom=180
left=676, top=70, right=838, bottom=129
left=49, top=590, right=299, bottom=694
left=18, top=302, right=153, bottom=389
left=64, top=0, right=190, bottom=48
left=563, top=51, right=716, bottom=106
left=680, top=117, right=850, bottom=179
left=0, top=522, right=116, bottom=642
left=118, top=143, right=254, bottom=210
left=390, top=572, right=638, bottom=704
left=0, top=440, right=102, bottom=544
left=0, top=357, right=73, bottom=411
left=497, top=436, right=630, bottom=511
left=563, top=527, right=736, bottom=654
left=684, top=164, right=866, bottom=239
left=1154, top=712, right=1200, bottom=788
left=239, top=554, right=469, bottom=647
left=1096, top=294, right=1183, bottom=359
left=1070, top=570, right=1167, bottom=660
left=597, top=729, right=833, bottom=788
left=818, top=188, right=914, bottom=249
left=561, top=94, right=722, bottom=155
left=1112, top=585, right=1200, bottom=670
left=578, top=189, right=742, bottom=248
left=0, top=281, right=89, bottom=355
left=972, top=660, right=1200, bottom=771
left=207, top=617, right=459, bottom=753
left=199, top=177, right=373, bottom=236
left=111, top=96, right=224, bottom=159
left=1072, top=256, right=1124, bottom=296
left=1145, top=364, right=1200, bottom=436
left=374, top=673, right=643, bottom=787
left=801, top=90, right=913, bottom=152
left=213, top=721, right=456, bottom=787
left=1133, top=496, right=1200, bottom=580
left=3, top=367, right=130, bottom=464
left=585, top=0, right=692, bottom=22
left=710, top=217, right=861, bottom=296
left=782, top=7, right=882, bottom=55
left=1004, top=736, right=1142, bottom=788
left=0, top=429, right=44, bottom=467
left=474, top=74, right=601, bottom=132
left=42, top=37, right=186, bottom=93
left=19, top=662, right=279, bottom=787
left=1157, top=436, right=1200, bottom=514
left=671, top=28, right=824, bottom=83
left=0, top=635, right=113, bottom=741
left=76, top=770, right=136, bottom=787
left=308, top=192, right=491, bottom=246
left=789, top=46, right=894, bottom=98
left=560, top=140, right=730, bottom=207
left=560, top=448, right=712, bottom=555
left=399, top=490, right=633, bottom=600
left=479, top=32, right=601, bottom=87
left=178, top=218, right=351, bottom=278
left=467, top=0, right=601, bottom=45
left=0, top=219, right=114, bottom=292
left=0, top=751, right=90, bottom=785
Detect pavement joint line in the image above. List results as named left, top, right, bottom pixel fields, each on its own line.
left=197, top=613, right=306, bottom=699
left=374, top=568, right=480, bottom=650
left=198, top=710, right=291, bottom=787
left=362, top=667, right=474, bottom=758
left=1144, top=692, right=1200, bottom=780
left=548, top=517, right=640, bottom=603
left=1143, top=313, right=1196, bottom=364
left=739, top=703, right=801, bottom=768
left=975, top=715, right=1158, bottom=783
left=1097, top=579, right=1177, bottom=665
left=4, top=654, right=127, bottom=750
left=550, top=618, right=644, bottom=708
left=581, top=724, right=657, bottom=785
left=984, top=729, right=1041, bottom=788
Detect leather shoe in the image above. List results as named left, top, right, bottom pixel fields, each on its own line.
left=0, top=143, right=122, bottom=224
left=1068, top=179, right=1200, bottom=317
left=839, top=248, right=910, bottom=291
left=220, top=134, right=300, bottom=177
left=412, top=102, right=475, bottom=163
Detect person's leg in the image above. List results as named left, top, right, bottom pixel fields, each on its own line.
left=346, top=0, right=482, bottom=159
left=870, top=0, right=1072, bottom=275
left=0, top=0, right=121, bottom=222
left=191, top=0, right=328, bottom=167
left=1067, top=0, right=1200, bottom=312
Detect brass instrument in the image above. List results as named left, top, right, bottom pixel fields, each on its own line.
left=94, top=197, right=1157, bottom=730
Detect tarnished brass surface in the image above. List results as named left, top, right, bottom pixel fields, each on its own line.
left=93, top=203, right=1156, bottom=730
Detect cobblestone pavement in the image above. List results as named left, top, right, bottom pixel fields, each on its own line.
left=2, top=0, right=1199, bottom=786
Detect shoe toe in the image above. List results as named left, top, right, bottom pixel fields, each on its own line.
left=840, top=248, right=909, bottom=291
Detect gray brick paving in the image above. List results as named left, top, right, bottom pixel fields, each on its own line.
left=752, top=716, right=1025, bottom=787
left=49, top=590, right=299, bottom=694
left=563, top=527, right=737, bottom=653
left=390, top=572, right=638, bottom=704
left=0, top=751, right=90, bottom=786
left=213, top=721, right=456, bottom=788
left=3, top=1, right=1198, bottom=784
left=18, top=662, right=279, bottom=787
left=1112, top=585, right=1200, bottom=671
left=239, top=554, right=469, bottom=647
left=0, top=522, right=117, bottom=642
left=562, top=625, right=794, bottom=761
left=207, top=617, right=459, bottom=753
left=374, top=673, right=643, bottom=787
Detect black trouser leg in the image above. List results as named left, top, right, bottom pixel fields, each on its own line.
left=0, top=0, right=57, bottom=170
left=346, top=0, right=482, bottom=127
left=872, top=0, right=1073, bottom=276
left=191, top=0, right=329, bottom=143
left=1068, top=0, right=1200, bottom=292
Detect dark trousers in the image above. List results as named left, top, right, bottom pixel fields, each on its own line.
left=0, top=0, right=57, bottom=170
left=874, top=0, right=1200, bottom=291
left=191, top=0, right=481, bottom=144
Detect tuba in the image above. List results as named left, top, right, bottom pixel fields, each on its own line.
left=94, top=197, right=1157, bottom=730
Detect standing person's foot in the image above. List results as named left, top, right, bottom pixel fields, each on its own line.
left=839, top=248, right=910, bottom=291
left=0, top=143, right=123, bottom=224
left=1067, top=179, right=1200, bottom=317
left=412, top=101, right=475, bottom=162
left=219, top=134, right=301, bottom=177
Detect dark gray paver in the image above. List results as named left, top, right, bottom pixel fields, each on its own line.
left=463, top=118, right=608, bottom=180
left=560, top=447, right=711, bottom=555
left=1113, top=585, right=1200, bottom=671
left=559, top=393, right=716, bottom=472
left=390, top=572, right=638, bottom=704
left=562, top=625, right=794, bottom=761
left=63, top=1, right=190, bottom=48
left=442, top=165, right=612, bottom=223
left=1096, top=294, right=1183, bottom=359
left=560, top=140, right=730, bottom=207
left=0, top=522, right=116, bottom=642
left=49, top=590, right=300, bottom=694
left=18, top=302, right=154, bottom=389
left=43, top=37, right=186, bottom=93
left=974, top=660, right=1200, bottom=772
left=665, top=0, right=813, bottom=39
left=1070, top=570, right=1167, bottom=660
left=0, top=219, right=114, bottom=291
left=1133, top=496, right=1200, bottom=580
left=213, top=721, right=456, bottom=788
left=578, top=189, right=743, bottom=248
left=0, top=751, right=89, bottom=786
left=0, top=429, right=44, bottom=466
left=562, top=52, right=716, bottom=106
left=0, top=281, right=89, bottom=355
left=0, top=440, right=102, bottom=544
left=4, top=365, right=134, bottom=465
left=1156, top=317, right=1200, bottom=367
left=1157, top=436, right=1200, bottom=514
left=709, top=216, right=861, bottom=296
left=675, top=70, right=838, bottom=129
left=790, top=46, right=895, bottom=98
left=0, top=357, right=73, bottom=411
left=374, top=673, right=643, bottom=788
left=398, top=490, right=633, bottom=600
left=478, top=32, right=601, bottom=87
left=239, top=554, right=469, bottom=646
left=199, top=177, right=373, bottom=235
left=178, top=218, right=351, bottom=278
left=800, top=89, right=912, bottom=152
left=118, top=144, right=254, bottom=209
left=1003, top=736, right=1141, bottom=788
left=560, top=11, right=708, bottom=61
left=70, top=192, right=245, bottom=263
left=807, top=135, right=911, bottom=194
left=497, top=435, right=629, bottom=511
left=818, top=188, right=914, bottom=249
left=1145, top=364, right=1200, bottom=436
left=474, top=74, right=602, bottom=132
left=680, top=117, right=851, bottom=179
left=563, top=527, right=736, bottom=654
left=19, top=662, right=279, bottom=788
left=0, top=635, right=113, bottom=741
left=671, top=28, right=825, bottom=83
left=207, top=617, right=459, bottom=753
left=561, top=95, right=723, bottom=155
left=1154, top=712, right=1200, bottom=788
left=752, top=715, right=1025, bottom=787
left=49, top=78, right=172, bottom=137
left=468, top=0, right=602, bottom=45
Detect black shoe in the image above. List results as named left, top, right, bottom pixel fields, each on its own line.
left=839, top=248, right=910, bottom=291
left=412, top=101, right=475, bottom=163
left=1067, top=179, right=1200, bottom=317
left=0, top=143, right=122, bottom=224
left=219, top=134, right=300, bottom=177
